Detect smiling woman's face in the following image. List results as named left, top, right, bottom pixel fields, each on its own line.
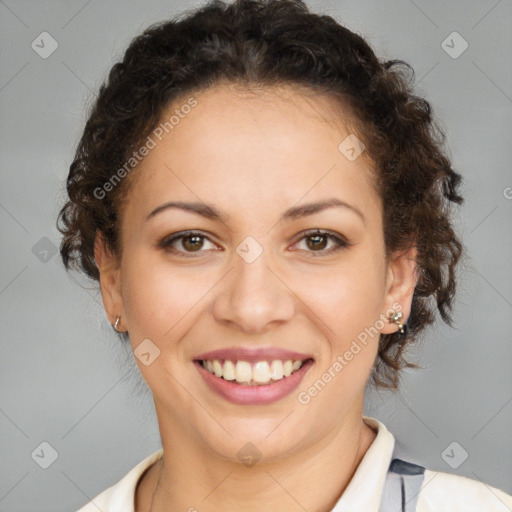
left=95, top=82, right=416, bottom=462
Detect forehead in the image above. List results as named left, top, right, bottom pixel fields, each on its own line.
left=121, top=82, right=381, bottom=229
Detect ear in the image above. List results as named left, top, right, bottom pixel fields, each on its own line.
left=94, top=230, right=125, bottom=330
left=380, top=244, right=418, bottom=335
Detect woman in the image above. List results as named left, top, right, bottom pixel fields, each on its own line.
left=57, top=0, right=512, bottom=510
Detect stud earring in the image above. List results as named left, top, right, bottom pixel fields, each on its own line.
left=388, top=310, right=406, bottom=335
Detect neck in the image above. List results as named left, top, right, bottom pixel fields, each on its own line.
left=137, top=413, right=377, bottom=512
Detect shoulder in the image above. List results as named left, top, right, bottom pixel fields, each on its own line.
left=416, top=468, right=512, bottom=512
left=75, top=449, right=164, bottom=512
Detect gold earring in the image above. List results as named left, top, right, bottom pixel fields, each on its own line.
left=113, top=316, right=122, bottom=333
left=388, top=311, right=405, bottom=334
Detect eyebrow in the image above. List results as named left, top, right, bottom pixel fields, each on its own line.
left=145, top=198, right=365, bottom=224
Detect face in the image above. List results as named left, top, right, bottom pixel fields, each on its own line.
left=95, top=82, right=416, bottom=462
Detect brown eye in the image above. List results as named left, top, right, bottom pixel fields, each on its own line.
left=306, top=233, right=329, bottom=251
left=160, top=231, right=217, bottom=257
left=182, top=234, right=204, bottom=251
left=294, top=229, right=348, bottom=256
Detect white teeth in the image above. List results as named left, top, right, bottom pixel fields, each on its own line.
left=283, top=360, right=293, bottom=377
left=235, top=361, right=252, bottom=383
left=252, top=361, right=271, bottom=384
left=201, top=358, right=306, bottom=385
left=213, top=359, right=223, bottom=378
left=269, top=360, right=284, bottom=380
left=223, top=360, right=236, bottom=381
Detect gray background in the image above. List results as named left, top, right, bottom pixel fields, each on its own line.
left=1, top=0, right=511, bottom=510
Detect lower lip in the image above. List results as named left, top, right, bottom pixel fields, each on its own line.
left=194, top=359, right=314, bottom=405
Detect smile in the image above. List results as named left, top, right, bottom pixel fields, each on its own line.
left=194, top=357, right=314, bottom=405
left=200, top=358, right=307, bottom=386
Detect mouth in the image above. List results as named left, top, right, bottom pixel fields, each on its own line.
left=194, top=357, right=314, bottom=405
left=195, top=357, right=314, bottom=386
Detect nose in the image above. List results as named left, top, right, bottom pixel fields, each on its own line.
left=210, top=246, right=295, bottom=334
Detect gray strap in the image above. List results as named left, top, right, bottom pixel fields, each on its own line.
left=378, top=458, right=426, bottom=512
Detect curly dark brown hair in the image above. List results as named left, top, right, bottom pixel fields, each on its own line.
left=57, top=0, right=463, bottom=389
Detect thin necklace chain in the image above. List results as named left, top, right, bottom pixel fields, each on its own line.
left=148, top=460, right=163, bottom=512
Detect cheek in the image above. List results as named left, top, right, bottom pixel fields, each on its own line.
left=302, top=251, right=386, bottom=365
left=311, top=257, right=386, bottom=327
left=303, top=270, right=385, bottom=410
left=120, top=251, right=204, bottom=342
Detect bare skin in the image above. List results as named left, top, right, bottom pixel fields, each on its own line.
left=95, top=82, right=417, bottom=512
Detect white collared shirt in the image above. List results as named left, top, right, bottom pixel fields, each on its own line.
left=76, top=416, right=512, bottom=511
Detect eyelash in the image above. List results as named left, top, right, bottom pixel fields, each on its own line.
left=159, top=229, right=349, bottom=258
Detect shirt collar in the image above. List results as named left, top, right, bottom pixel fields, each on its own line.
left=106, top=448, right=164, bottom=511
left=331, top=416, right=395, bottom=511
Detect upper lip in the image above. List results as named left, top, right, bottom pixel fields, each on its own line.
left=194, top=347, right=314, bottom=362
